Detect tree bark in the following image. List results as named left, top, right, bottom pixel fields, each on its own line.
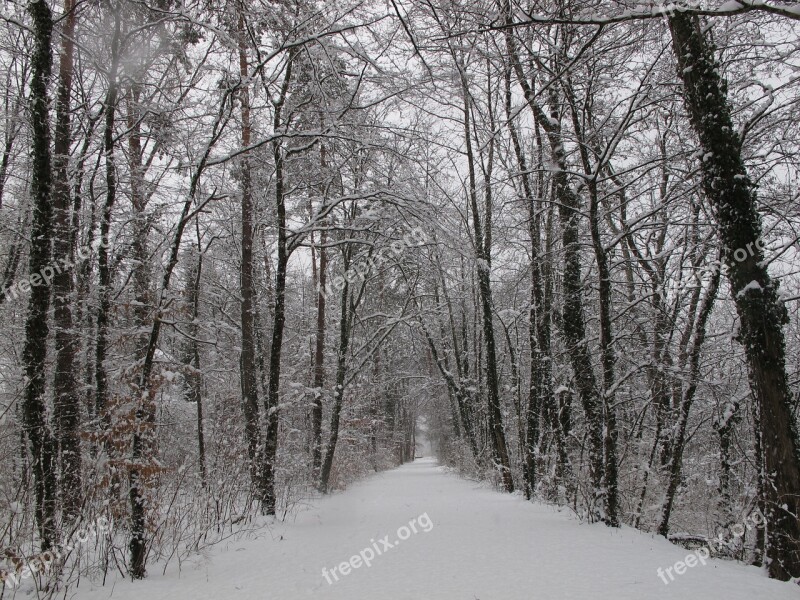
left=259, top=50, right=295, bottom=514
left=52, top=0, right=82, bottom=521
left=715, top=400, right=740, bottom=527
left=23, top=0, right=58, bottom=552
left=311, top=240, right=327, bottom=477
left=238, top=14, right=262, bottom=493
left=310, top=138, right=328, bottom=479
left=95, top=1, right=122, bottom=425
left=319, top=257, right=353, bottom=493
left=183, top=235, right=205, bottom=485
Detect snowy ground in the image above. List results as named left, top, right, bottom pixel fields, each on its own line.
left=70, top=458, right=798, bottom=599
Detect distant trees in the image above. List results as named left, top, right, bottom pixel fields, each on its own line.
left=407, top=0, right=800, bottom=579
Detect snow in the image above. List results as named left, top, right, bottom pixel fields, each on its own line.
left=718, top=0, right=744, bottom=12
left=69, top=458, right=797, bottom=599
left=738, top=280, right=763, bottom=296
left=717, top=401, right=740, bottom=429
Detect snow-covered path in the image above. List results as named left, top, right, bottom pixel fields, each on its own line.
left=76, top=458, right=797, bottom=600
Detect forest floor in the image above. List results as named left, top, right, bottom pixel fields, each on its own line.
left=71, top=457, right=798, bottom=599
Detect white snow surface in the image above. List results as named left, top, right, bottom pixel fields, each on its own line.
left=72, top=458, right=798, bottom=599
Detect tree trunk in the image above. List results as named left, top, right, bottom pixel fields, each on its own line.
left=52, top=0, right=82, bottom=521
left=565, top=85, right=621, bottom=526
left=456, top=56, right=513, bottom=492
left=259, top=50, right=295, bottom=515
left=589, top=184, right=620, bottom=528
left=750, top=398, right=767, bottom=566
left=127, top=84, right=150, bottom=359
left=503, top=66, right=542, bottom=499
left=184, top=236, right=205, bottom=485
left=669, top=13, right=800, bottom=580
left=95, top=2, right=122, bottom=425
left=319, top=263, right=352, bottom=493
left=127, top=52, right=232, bottom=582
left=238, top=16, right=262, bottom=493
left=501, top=11, right=604, bottom=516
left=127, top=84, right=156, bottom=563
left=311, top=165, right=327, bottom=479
left=22, top=0, right=58, bottom=552
left=716, top=400, right=740, bottom=527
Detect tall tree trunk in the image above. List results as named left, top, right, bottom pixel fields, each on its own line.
left=501, top=11, right=604, bottom=516
left=456, top=56, right=513, bottom=492
left=127, top=83, right=156, bottom=562
left=319, top=263, right=353, bottom=493
left=503, top=65, right=541, bottom=499
left=183, top=234, right=205, bottom=485
left=259, top=50, right=295, bottom=515
left=23, top=0, right=58, bottom=552
left=371, top=340, right=383, bottom=470
left=669, top=13, right=800, bottom=580
left=238, top=15, right=261, bottom=493
left=310, top=138, right=328, bottom=479
left=72, top=111, right=101, bottom=422
left=127, top=84, right=150, bottom=359
left=437, top=257, right=479, bottom=458
left=565, top=86, right=621, bottom=526
left=52, top=0, right=82, bottom=521
left=311, top=242, right=327, bottom=477
left=95, top=2, right=122, bottom=425
left=127, top=61, right=232, bottom=582
left=589, top=185, right=620, bottom=527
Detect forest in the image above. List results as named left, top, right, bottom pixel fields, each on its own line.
left=1, top=0, right=799, bottom=597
